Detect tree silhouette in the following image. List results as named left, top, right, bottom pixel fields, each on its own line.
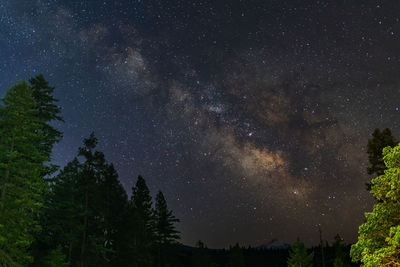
left=45, top=158, right=82, bottom=264
left=41, top=133, right=128, bottom=266
left=154, top=191, right=180, bottom=267
left=123, top=175, right=156, bottom=266
left=367, top=128, right=397, bottom=176
left=99, top=163, right=128, bottom=264
left=155, top=191, right=180, bottom=245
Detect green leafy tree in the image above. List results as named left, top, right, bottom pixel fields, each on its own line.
left=287, top=238, right=314, bottom=267
left=0, top=81, right=47, bottom=265
left=351, top=144, right=400, bottom=266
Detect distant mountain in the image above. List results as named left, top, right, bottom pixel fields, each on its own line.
left=256, top=239, right=290, bottom=250
left=178, top=243, right=225, bottom=252
left=179, top=239, right=290, bottom=251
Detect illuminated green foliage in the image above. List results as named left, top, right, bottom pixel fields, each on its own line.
left=0, top=82, right=47, bottom=265
left=351, top=144, right=400, bottom=266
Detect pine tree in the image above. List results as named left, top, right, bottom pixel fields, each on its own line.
left=351, top=144, right=400, bottom=266
left=100, top=163, right=128, bottom=264
left=24, top=75, right=64, bottom=266
left=129, top=175, right=156, bottom=267
left=76, top=133, right=114, bottom=266
left=29, top=75, right=63, bottom=175
left=29, top=75, right=63, bottom=155
left=287, top=238, right=314, bottom=267
left=43, top=134, right=129, bottom=266
left=132, top=176, right=155, bottom=231
left=45, top=158, right=82, bottom=265
left=0, top=81, right=47, bottom=264
left=154, top=191, right=180, bottom=267
left=155, top=191, right=180, bottom=245
left=226, top=243, right=245, bottom=267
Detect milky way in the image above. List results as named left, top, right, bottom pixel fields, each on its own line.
left=1, top=0, right=400, bottom=248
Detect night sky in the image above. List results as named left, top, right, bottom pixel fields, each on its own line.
left=1, top=0, right=400, bottom=248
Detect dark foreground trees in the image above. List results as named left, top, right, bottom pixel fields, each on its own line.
left=43, top=135, right=180, bottom=266
left=42, top=133, right=129, bottom=266
left=0, top=78, right=182, bottom=266
left=155, top=191, right=180, bottom=266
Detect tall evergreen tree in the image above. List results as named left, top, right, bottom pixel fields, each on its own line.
left=29, top=75, right=63, bottom=157
left=128, top=175, right=156, bottom=267
left=44, top=158, right=82, bottom=265
left=29, top=75, right=63, bottom=176
left=0, top=81, right=47, bottom=265
left=76, top=133, right=113, bottom=266
left=351, top=144, right=400, bottom=266
left=43, top=134, right=129, bottom=266
left=287, top=238, right=314, bottom=267
left=132, top=176, right=155, bottom=231
left=41, top=133, right=128, bottom=266
left=99, top=163, right=128, bottom=264
left=28, top=75, right=64, bottom=265
left=154, top=191, right=180, bottom=267
left=155, top=191, right=180, bottom=245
